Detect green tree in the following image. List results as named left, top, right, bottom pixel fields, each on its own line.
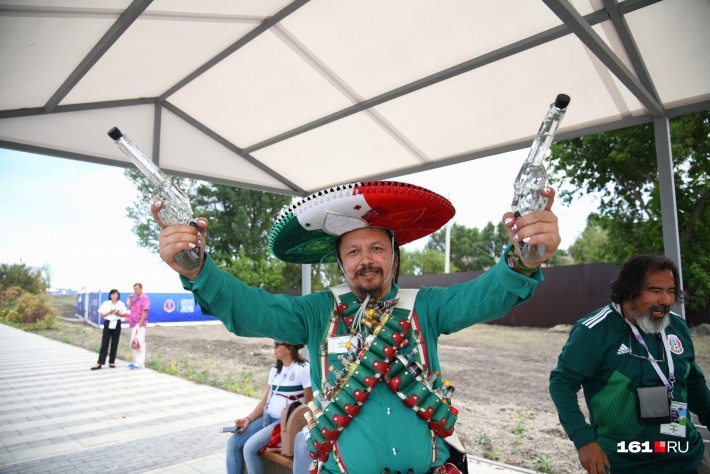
left=0, top=263, right=47, bottom=295
left=191, top=184, right=294, bottom=263
left=549, top=110, right=710, bottom=308
left=400, top=248, right=454, bottom=276
left=310, top=263, right=343, bottom=291
left=399, top=247, right=417, bottom=276
left=125, top=170, right=198, bottom=252
left=222, top=249, right=288, bottom=289
left=567, top=215, right=612, bottom=264
left=545, top=247, right=572, bottom=266
left=426, top=222, right=509, bottom=272
left=124, top=170, right=301, bottom=290
left=0, top=263, right=54, bottom=327
left=480, top=222, right=511, bottom=263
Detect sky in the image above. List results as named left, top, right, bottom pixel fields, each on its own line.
left=0, top=148, right=598, bottom=293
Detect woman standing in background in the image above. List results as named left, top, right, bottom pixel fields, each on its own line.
left=91, top=289, right=128, bottom=370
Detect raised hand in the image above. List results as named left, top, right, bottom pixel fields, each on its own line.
left=502, top=186, right=561, bottom=269
left=151, top=201, right=208, bottom=282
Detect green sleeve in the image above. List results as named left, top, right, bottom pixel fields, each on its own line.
left=417, top=244, right=544, bottom=336
left=549, top=323, right=602, bottom=450
left=179, top=253, right=332, bottom=346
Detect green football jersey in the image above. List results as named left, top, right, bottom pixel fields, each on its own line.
left=550, top=304, right=710, bottom=473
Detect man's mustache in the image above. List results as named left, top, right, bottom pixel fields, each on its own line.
left=356, top=265, right=382, bottom=276
left=650, top=305, right=671, bottom=314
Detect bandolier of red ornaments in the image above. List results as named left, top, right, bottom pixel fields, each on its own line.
left=304, top=294, right=459, bottom=470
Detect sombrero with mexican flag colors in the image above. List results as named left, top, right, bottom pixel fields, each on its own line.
left=269, top=181, right=455, bottom=264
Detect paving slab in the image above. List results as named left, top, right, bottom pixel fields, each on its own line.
left=0, top=323, right=531, bottom=474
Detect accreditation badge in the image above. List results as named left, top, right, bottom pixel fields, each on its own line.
left=660, top=401, right=687, bottom=438
left=327, top=335, right=351, bottom=354
left=108, top=320, right=118, bottom=329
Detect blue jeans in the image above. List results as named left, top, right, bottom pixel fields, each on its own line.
left=226, top=414, right=279, bottom=474
left=292, top=430, right=312, bottom=474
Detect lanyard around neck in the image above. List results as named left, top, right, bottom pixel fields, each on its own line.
left=617, top=305, right=675, bottom=395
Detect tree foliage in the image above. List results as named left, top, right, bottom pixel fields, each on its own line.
left=0, top=263, right=47, bottom=295
left=191, top=184, right=295, bottom=264
left=125, top=170, right=199, bottom=252
left=0, top=262, right=55, bottom=328
left=545, top=247, right=572, bottom=267
left=125, top=169, right=577, bottom=290
left=3, top=292, right=58, bottom=326
left=400, top=248, right=456, bottom=276
left=124, top=170, right=302, bottom=290
left=567, top=214, right=612, bottom=264
left=426, top=222, right=509, bottom=272
left=310, top=263, right=344, bottom=291
left=549, top=111, right=710, bottom=308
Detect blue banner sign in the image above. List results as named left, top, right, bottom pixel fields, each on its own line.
left=76, top=291, right=216, bottom=326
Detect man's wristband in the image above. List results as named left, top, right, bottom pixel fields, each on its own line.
left=506, top=249, right=541, bottom=273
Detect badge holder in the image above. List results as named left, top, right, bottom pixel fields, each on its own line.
left=637, top=386, right=671, bottom=424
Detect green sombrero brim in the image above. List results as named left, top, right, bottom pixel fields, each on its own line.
left=269, top=181, right=455, bottom=264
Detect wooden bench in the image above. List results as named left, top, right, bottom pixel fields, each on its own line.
left=261, top=449, right=293, bottom=473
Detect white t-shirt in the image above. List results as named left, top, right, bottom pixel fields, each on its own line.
left=265, top=361, right=311, bottom=419
left=98, top=300, right=129, bottom=321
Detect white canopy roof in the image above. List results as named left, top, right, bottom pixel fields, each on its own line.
left=1, top=0, right=708, bottom=197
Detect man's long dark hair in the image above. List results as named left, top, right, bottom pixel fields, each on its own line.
left=609, top=254, right=685, bottom=304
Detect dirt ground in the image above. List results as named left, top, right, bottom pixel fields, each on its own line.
left=144, top=322, right=710, bottom=474
left=38, top=303, right=710, bottom=474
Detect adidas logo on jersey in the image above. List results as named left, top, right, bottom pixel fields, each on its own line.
left=617, top=344, right=630, bottom=355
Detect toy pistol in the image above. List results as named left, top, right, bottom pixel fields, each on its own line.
left=511, top=94, right=570, bottom=262
left=108, top=127, right=201, bottom=270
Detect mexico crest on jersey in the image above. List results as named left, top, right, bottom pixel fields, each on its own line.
left=666, top=334, right=684, bottom=354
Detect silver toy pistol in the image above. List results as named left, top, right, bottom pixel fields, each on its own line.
left=108, top=127, right=201, bottom=270
left=511, top=94, right=571, bottom=262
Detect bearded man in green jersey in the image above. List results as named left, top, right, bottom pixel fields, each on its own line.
left=550, top=254, right=710, bottom=474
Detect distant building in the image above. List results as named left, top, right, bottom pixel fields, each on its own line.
left=48, top=288, right=77, bottom=295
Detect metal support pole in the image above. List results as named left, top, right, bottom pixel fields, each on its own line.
left=654, top=116, right=685, bottom=318
left=445, top=223, right=451, bottom=274
left=301, top=263, right=312, bottom=296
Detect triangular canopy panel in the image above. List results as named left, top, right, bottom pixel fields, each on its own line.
left=1, top=0, right=708, bottom=196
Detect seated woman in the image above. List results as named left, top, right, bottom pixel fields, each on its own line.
left=227, top=341, right=313, bottom=474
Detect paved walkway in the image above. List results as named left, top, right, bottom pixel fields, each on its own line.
left=0, top=324, right=534, bottom=474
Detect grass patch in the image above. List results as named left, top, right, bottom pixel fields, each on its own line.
left=33, top=307, right=259, bottom=395
left=533, top=456, right=555, bottom=473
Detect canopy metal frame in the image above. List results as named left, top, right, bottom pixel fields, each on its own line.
left=2, top=0, right=708, bottom=308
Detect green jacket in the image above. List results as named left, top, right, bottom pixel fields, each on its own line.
left=550, top=304, right=710, bottom=473
left=183, top=249, right=542, bottom=473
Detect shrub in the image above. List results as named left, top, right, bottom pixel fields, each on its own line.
left=0, top=285, right=21, bottom=308
left=3, top=292, right=58, bottom=328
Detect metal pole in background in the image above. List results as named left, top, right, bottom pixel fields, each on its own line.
left=654, top=116, right=685, bottom=319
left=445, top=222, right=451, bottom=274
left=445, top=193, right=451, bottom=274
left=302, top=263, right=311, bottom=296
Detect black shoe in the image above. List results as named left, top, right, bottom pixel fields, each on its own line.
left=91, top=364, right=102, bottom=370
left=109, top=364, right=116, bottom=368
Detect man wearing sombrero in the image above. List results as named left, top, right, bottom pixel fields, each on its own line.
left=152, top=181, right=561, bottom=473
